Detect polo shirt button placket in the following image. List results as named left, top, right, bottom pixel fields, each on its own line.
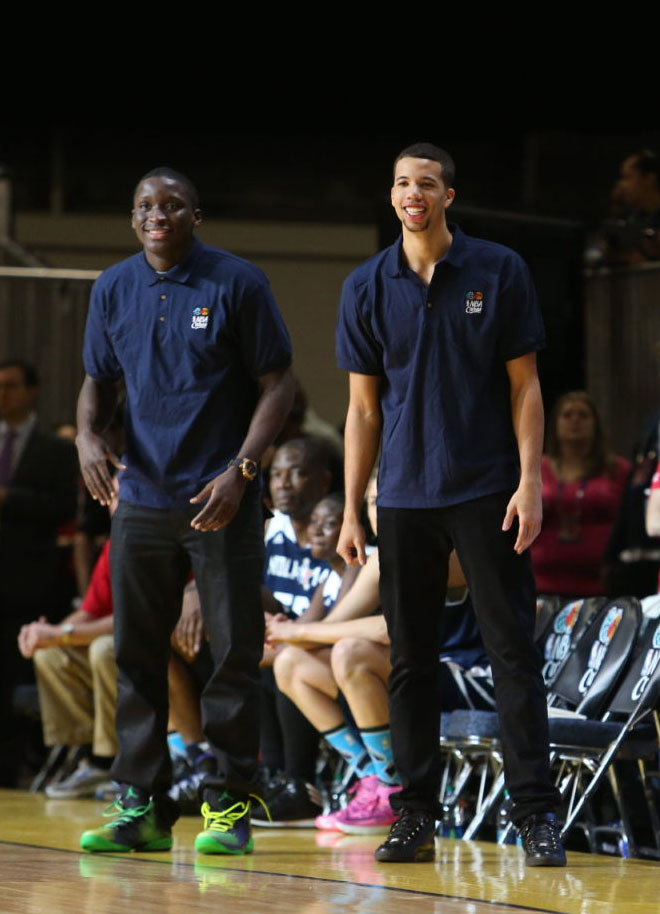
left=158, top=289, right=168, bottom=324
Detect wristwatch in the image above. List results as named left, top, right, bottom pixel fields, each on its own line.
left=228, top=456, right=258, bottom=482
left=59, top=622, right=75, bottom=646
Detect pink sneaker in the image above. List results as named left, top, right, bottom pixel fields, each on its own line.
left=315, top=809, right=343, bottom=831
left=335, top=776, right=400, bottom=835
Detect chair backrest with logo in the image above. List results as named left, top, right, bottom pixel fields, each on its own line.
left=550, top=597, right=641, bottom=717
left=606, top=617, right=660, bottom=717
left=540, top=597, right=607, bottom=689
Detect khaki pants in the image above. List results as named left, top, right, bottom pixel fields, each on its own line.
left=33, top=634, right=117, bottom=758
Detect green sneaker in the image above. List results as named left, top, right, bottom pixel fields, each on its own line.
left=195, top=789, right=266, bottom=855
left=80, top=787, right=175, bottom=853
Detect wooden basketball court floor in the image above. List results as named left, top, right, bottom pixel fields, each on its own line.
left=0, top=790, right=658, bottom=914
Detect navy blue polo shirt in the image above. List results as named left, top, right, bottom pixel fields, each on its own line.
left=83, top=238, right=292, bottom=509
left=336, top=225, right=545, bottom=508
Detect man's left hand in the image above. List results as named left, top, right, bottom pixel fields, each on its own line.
left=189, top=468, right=246, bottom=531
left=502, top=479, right=542, bottom=554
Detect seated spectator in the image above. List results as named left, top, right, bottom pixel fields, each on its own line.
left=259, top=438, right=357, bottom=824
left=603, top=411, right=660, bottom=598
left=587, top=150, right=660, bottom=267
left=18, top=539, right=116, bottom=798
left=531, top=391, right=630, bottom=597
left=643, top=459, right=660, bottom=593
left=0, top=359, right=79, bottom=786
left=266, top=477, right=491, bottom=834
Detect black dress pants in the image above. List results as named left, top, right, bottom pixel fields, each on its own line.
left=109, top=492, right=264, bottom=797
left=378, top=491, right=560, bottom=823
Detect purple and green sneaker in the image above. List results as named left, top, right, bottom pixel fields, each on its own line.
left=80, top=786, right=177, bottom=853
left=195, top=789, right=268, bottom=855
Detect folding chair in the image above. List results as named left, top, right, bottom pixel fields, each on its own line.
left=550, top=615, right=660, bottom=856
left=456, top=596, right=641, bottom=841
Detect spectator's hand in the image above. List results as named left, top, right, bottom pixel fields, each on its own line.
left=172, top=588, right=205, bottom=661
left=190, top=469, right=246, bottom=531
left=337, top=517, right=367, bottom=566
left=18, top=617, right=59, bottom=658
left=502, top=479, right=542, bottom=554
left=260, top=640, right=281, bottom=667
left=76, top=430, right=125, bottom=506
left=265, top=610, right=289, bottom=626
left=266, top=619, right=305, bottom=645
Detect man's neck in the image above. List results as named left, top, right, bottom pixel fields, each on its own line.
left=2, top=412, right=34, bottom=432
left=143, top=239, right=194, bottom=273
left=401, top=223, right=453, bottom=284
left=290, top=515, right=311, bottom=547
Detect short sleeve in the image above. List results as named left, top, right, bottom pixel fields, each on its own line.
left=335, top=275, right=382, bottom=375
left=81, top=542, right=113, bottom=619
left=498, top=254, right=546, bottom=362
left=82, top=278, right=122, bottom=381
left=236, top=277, right=292, bottom=379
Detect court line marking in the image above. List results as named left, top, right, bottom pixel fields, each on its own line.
left=0, top=838, right=570, bottom=914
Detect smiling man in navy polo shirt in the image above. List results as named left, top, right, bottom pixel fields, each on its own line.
left=336, top=143, right=565, bottom=866
left=75, top=167, right=294, bottom=856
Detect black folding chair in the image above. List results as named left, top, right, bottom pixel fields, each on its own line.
left=455, top=597, right=641, bottom=841
left=550, top=615, right=660, bottom=856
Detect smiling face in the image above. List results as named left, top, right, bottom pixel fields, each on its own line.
left=391, top=157, right=455, bottom=235
left=131, top=176, right=202, bottom=270
left=308, top=498, right=344, bottom=560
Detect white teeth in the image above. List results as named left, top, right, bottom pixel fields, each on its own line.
left=405, top=207, right=424, bottom=215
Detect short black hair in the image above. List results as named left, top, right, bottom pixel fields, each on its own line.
left=632, top=150, right=660, bottom=184
left=0, top=358, right=39, bottom=386
left=316, top=492, right=345, bottom=513
left=278, top=435, right=343, bottom=491
left=394, top=143, right=456, bottom=188
left=134, top=167, right=200, bottom=209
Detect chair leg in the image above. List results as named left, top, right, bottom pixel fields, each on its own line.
left=463, top=769, right=505, bottom=840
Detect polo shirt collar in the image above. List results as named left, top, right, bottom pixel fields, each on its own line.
left=385, top=223, right=467, bottom=277
left=139, top=236, right=203, bottom=286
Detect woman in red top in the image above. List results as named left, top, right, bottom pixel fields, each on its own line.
left=531, top=391, right=630, bottom=597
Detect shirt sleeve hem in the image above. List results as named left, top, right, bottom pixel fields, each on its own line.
left=502, top=338, right=546, bottom=362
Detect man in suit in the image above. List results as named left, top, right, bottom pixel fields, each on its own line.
left=0, top=359, right=79, bottom=785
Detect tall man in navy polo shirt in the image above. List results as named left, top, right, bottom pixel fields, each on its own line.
left=336, top=143, right=565, bottom=866
left=76, top=167, right=295, bottom=856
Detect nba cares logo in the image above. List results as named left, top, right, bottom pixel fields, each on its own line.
left=191, top=307, right=209, bottom=330
left=465, top=291, right=484, bottom=314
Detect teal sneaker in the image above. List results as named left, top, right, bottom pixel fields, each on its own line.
left=80, top=786, right=176, bottom=853
left=195, top=789, right=269, bottom=855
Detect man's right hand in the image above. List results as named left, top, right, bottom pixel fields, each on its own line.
left=337, top=517, right=368, bottom=566
left=76, top=430, right=125, bottom=505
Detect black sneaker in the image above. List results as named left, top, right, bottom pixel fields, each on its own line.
left=518, top=812, right=567, bottom=867
left=250, top=777, right=321, bottom=827
left=374, top=809, right=436, bottom=862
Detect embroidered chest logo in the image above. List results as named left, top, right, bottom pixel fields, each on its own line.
left=465, top=291, right=484, bottom=314
left=191, top=307, right=210, bottom=330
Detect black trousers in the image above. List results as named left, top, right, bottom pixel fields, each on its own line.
left=109, top=493, right=264, bottom=797
left=378, top=491, right=560, bottom=823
